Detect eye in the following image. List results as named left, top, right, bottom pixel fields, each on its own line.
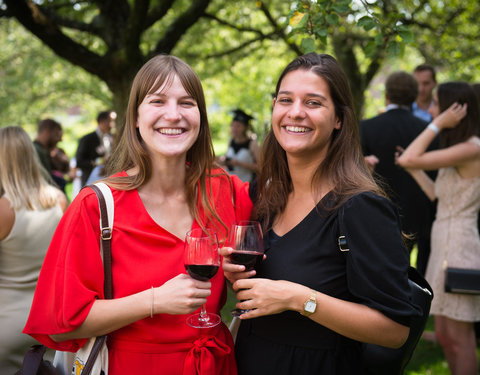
left=306, top=100, right=322, bottom=106
left=277, top=96, right=292, bottom=104
left=149, top=98, right=165, bottom=105
left=181, top=100, right=196, bottom=107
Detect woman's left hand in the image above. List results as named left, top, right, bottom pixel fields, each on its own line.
left=233, top=278, right=309, bottom=319
left=433, top=102, right=467, bottom=130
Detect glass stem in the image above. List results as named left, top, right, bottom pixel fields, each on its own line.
left=199, top=304, right=209, bottom=322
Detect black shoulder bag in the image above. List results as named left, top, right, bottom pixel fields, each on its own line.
left=337, top=205, right=433, bottom=375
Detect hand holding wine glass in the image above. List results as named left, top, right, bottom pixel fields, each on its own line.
left=184, top=228, right=221, bottom=328
left=229, top=221, right=264, bottom=317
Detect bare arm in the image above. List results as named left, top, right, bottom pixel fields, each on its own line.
left=233, top=278, right=409, bottom=348
left=50, top=274, right=211, bottom=342
left=397, top=102, right=468, bottom=170
left=0, top=196, right=15, bottom=240
left=395, top=146, right=435, bottom=201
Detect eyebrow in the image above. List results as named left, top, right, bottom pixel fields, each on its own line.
left=277, top=90, right=328, bottom=101
left=146, top=92, right=195, bottom=100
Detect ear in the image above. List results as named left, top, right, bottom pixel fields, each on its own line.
left=334, top=117, right=341, bottom=130
left=272, top=97, right=277, bottom=108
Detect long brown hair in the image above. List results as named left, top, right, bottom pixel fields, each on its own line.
left=437, top=82, right=480, bottom=148
left=105, top=55, right=227, bottom=232
left=255, top=53, right=384, bottom=230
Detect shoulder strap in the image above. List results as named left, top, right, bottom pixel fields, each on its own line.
left=89, top=183, right=113, bottom=299
left=79, top=183, right=113, bottom=375
left=337, top=205, right=349, bottom=252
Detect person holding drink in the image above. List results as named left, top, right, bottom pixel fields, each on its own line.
left=24, top=55, right=252, bottom=375
left=221, top=53, right=421, bottom=374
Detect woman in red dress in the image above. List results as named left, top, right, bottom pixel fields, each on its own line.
left=24, top=55, right=252, bottom=375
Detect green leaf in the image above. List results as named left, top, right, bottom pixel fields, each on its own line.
left=398, top=29, right=414, bottom=43
left=374, top=32, right=384, bottom=44
left=325, top=13, right=339, bottom=25
left=358, top=16, right=376, bottom=31
left=364, top=41, right=377, bottom=57
left=301, top=37, right=316, bottom=53
left=314, top=27, right=328, bottom=37
left=289, top=11, right=308, bottom=29
left=386, top=41, right=401, bottom=55
left=332, top=4, right=350, bottom=13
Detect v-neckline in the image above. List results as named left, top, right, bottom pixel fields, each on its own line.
left=132, top=187, right=198, bottom=242
left=271, top=190, right=334, bottom=240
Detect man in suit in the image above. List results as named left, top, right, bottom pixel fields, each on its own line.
left=360, top=71, right=437, bottom=275
left=75, top=110, right=116, bottom=187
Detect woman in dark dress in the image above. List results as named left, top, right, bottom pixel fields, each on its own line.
left=221, top=53, right=420, bottom=374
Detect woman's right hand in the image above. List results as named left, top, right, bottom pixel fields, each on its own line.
left=153, top=273, right=212, bottom=315
left=219, top=246, right=256, bottom=285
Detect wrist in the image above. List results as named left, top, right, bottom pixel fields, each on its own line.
left=427, top=122, right=440, bottom=135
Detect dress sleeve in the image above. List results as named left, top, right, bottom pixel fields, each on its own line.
left=23, top=188, right=105, bottom=351
left=342, top=192, right=420, bottom=326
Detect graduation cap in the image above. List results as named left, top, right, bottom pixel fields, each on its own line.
left=231, top=109, right=254, bottom=125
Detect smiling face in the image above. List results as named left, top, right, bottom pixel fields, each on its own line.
left=136, top=74, right=201, bottom=160
left=272, top=69, right=340, bottom=162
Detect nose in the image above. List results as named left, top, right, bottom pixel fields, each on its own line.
left=287, top=99, right=306, bottom=119
left=163, top=101, right=182, bottom=122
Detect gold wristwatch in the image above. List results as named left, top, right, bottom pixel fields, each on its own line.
left=302, top=290, right=317, bottom=316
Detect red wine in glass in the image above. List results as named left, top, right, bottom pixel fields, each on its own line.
left=184, top=228, right=221, bottom=328
left=229, top=221, right=264, bottom=317
left=185, top=264, right=220, bottom=281
left=230, top=251, right=263, bottom=272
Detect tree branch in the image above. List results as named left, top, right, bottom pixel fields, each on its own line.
left=144, top=0, right=176, bottom=30
left=3, top=0, right=106, bottom=77
left=257, top=1, right=302, bottom=56
left=202, top=13, right=264, bottom=36
left=203, top=32, right=277, bottom=59
left=151, top=0, right=212, bottom=56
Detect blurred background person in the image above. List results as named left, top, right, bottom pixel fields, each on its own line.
left=218, top=108, right=259, bottom=182
left=33, top=118, right=62, bottom=179
left=359, top=71, right=437, bottom=274
left=0, top=126, right=67, bottom=373
left=396, top=82, right=480, bottom=375
left=75, top=110, right=116, bottom=187
left=412, top=64, right=437, bottom=123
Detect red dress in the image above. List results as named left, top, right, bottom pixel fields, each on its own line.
left=24, top=170, right=252, bottom=375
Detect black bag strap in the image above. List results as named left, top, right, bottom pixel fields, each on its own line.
left=81, top=184, right=114, bottom=375
left=17, top=345, right=46, bottom=375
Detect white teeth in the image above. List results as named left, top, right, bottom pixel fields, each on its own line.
left=159, top=128, right=183, bottom=135
left=285, top=126, right=309, bottom=133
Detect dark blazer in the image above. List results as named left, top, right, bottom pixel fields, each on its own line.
left=75, top=131, right=103, bottom=187
left=359, top=108, right=437, bottom=239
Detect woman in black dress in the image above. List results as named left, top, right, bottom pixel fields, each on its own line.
left=221, top=53, right=420, bottom=374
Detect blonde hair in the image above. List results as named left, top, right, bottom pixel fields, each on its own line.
left=0, top=126, right=59, bottom=210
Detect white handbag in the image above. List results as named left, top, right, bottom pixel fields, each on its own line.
left=53, top=183, right=113, bottom=375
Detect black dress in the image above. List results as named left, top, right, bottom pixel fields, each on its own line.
left=235, top=192, right=419, bottom=375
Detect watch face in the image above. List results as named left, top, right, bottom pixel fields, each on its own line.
left=305, top=300, right=316, bottom=313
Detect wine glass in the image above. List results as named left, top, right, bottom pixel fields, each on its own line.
left=184, top=228, right=221, bottom=328
left=229, top=221, right=264, bottom=317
